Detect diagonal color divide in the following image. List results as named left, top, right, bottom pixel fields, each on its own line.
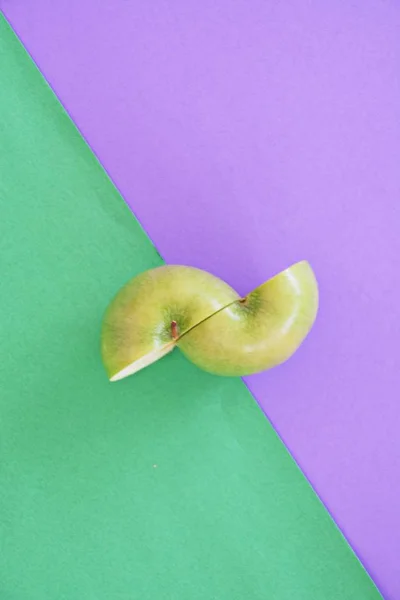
left=3, top=3, right=399, bottom=597
left=0, top=16, right=383, bottom=600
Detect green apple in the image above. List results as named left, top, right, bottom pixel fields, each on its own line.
left=177, top=260, right=318, bottom=376
left=101, top=265, right=240, bottom=381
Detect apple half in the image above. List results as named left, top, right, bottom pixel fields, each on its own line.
left=178, top=260, right=318, bottom=376
left=101, top=265, right=240, bottom=381
left=101, top=261, right=318, bottom=381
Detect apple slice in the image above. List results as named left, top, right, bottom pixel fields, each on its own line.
left=177, top=260, right=318, bottom=376
left=101, top=265, right=240, bottom=381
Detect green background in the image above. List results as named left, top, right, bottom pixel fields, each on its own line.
left=0, top=16, right=381, bottom=599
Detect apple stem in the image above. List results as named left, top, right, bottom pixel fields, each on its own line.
left=171, top=320, right=179, bottom=340
left=239, top=297, right=248, bottom=305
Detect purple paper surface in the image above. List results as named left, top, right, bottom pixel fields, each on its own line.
left=3, top=1, right=400, bottom=597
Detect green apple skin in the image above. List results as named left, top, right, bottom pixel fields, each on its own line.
left=101, top=265, right=240, bottom=380
left=177, top=261, right=318, bottom=377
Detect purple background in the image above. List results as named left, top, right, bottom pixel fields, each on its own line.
left=3, top=1, right=400, bottom=597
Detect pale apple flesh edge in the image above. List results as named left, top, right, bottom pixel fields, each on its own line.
left=109, top=343, right=175, bottom=382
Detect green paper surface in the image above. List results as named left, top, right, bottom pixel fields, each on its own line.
left=0, top=16, right=381, bottom=600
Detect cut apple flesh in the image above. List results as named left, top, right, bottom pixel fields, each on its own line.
left=109, top=343, right=175, bottom=381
